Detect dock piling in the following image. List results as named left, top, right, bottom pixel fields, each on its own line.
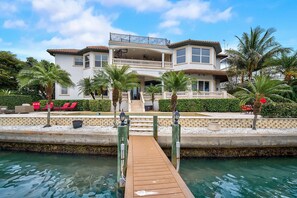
left=172, top=124, right=181, bottom=170
left=117, top=125, right=128, bottom=187
left=153, top=115, right=158, bottom=141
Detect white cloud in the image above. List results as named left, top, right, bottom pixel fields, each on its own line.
left=29, top=0, right=132, bottom=49
left=159, top=20, right=180, bottom=28
left=3, top=20, right=27, bottom=29
left=147, top=32, right=161, bottom=38
left=245, top=17, right=253, bottom=24
left=97, top=0, right=171, bottom=12
left=0, top=2, right=17, bottom=14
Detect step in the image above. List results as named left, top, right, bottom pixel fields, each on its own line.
left=130, top=120, right=153, bottom=123
left=129, top=128, right=153, bottom=132
left=130, top=124, right=153, bottom=127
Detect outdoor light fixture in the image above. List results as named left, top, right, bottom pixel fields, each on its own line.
left=174, top=110, right=180, bottom=125
left=119, top=109, right=126, bottom=126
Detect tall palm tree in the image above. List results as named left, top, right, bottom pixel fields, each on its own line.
left=264, top=51, right=297, bottom=81
left=234, top=75, right=292, bottom=130
left=145, top=84, right=162, bottom=110
left=18, top=60, right=74, bottom=127
left=93, top=72, right=109, bottom=99
left=102, top=64, right=138, bottom=127
left=227, top=26, right=289, bottom=80
left=161, top=71, right=191, bottom=122
left=77, top=77, right=96, bottom=100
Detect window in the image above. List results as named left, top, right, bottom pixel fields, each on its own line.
left=74, top=56, right=83, bottom=66
left=192, top=48, right=210, bottom=63
left=192, top=81, right=210, bottom=91
left=95, top=54, right=108, bottom=67
left=85, top=55, right=90, bottom=68
left=61, top=86, right=68, bottom=95
left=176, top=48, right=186, bottom=64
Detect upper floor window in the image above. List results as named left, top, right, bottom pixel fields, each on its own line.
left=61, top=86, right=68, bottom=95
left=74, top=56, right=83, bottom=66
left=192, top=48, right=210, bottom=63
left=95, top=54, right=108, bottom=67
left=176, top=48, right=186, bottom=64
left=85, top=55, right=90, bottom=68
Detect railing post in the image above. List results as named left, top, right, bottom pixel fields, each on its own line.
left=126, top=115, right=130, bottom=139
left=153, top=116, right=158, bottom=141
left=117, top=125, right=128, bottom=187
left=171, top=124, right=180, bottom=170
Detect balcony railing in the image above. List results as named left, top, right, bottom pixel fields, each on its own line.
left=110, top=33, right=170, bottom=46
left=143, top=91, right=229, bottom=100
left=113, top=58, right=172, bottom=68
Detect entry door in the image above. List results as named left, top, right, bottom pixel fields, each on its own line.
left=131, top=87, right=140, bottom=100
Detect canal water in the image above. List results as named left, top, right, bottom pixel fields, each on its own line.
left=0, top=151, right=297, bottom=197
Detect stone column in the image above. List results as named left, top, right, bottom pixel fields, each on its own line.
left=162, top=53, right=165, bottom=68
left=109, top=49, right=113, bottom=65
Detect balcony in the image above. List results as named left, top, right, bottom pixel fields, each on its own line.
left=110, top=33, right=170, bottom=46
left=113, top=58, right=172, bottom=69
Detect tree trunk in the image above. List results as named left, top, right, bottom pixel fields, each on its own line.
left=171, top=93, right=177, bottom=124
left=113, top=88, right=119, bottom=127
left=252, top=114, right=257, bottom=130
left=90, top=92, right=96, bottom=100
left=44, top=86, right=53, bottom=128
left=152, top=93, right=155, bottom=111
left=252, top=100, right=261, bottom=130
left=118, top=91, right=122, bottom=112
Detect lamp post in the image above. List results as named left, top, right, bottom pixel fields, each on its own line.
left=119, top=109, right=126, bottom=126
left=174, top=110, right=180, bottom=125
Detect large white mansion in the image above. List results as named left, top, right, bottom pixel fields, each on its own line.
left=47, top=33, right=230, bottom=112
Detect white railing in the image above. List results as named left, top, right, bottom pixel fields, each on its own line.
left=143, top=91, right=230, bottom=100
left=113, top=58, right=172, bottom=68
left=127, top=91, right=131, bottom=112
left=143, top=93, right=163, bottom=101
left=192, top=91, right=225, bottom=98
left=140, top=92, right=145, bottom=112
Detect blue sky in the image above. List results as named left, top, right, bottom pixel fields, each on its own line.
left=1, top=0, right=297, bottom=62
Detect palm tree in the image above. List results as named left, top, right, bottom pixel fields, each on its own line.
left=227, top=26, right=289, bottom=81
left=234, top=75, right=292, bottom=130
left=161, top=71, right=191, bottom=122
left=264, top=51, right=297, bottom=81
left=77, top=77, right=96, bottom=100
left=18, top=60, right=74, bottom=127
left=103, top=64, right=138, bottom=127
left=93, top=72, right=109, bottom=99
left=145, top=84, right=162, bottom=110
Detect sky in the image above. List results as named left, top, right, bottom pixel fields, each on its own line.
left=1, top=0, right=297, bottom=62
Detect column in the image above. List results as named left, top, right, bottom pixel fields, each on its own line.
left=109, top=49, right=113, bottom=65
left=162, top=53, right=165, bottom=68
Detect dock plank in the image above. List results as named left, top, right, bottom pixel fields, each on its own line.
left=125, top=136, right=194, bottom=198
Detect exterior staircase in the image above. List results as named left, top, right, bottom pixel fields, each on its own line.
left=129, top=117, right=153, bottom=134
left=131, top=100, right=145, bottom=112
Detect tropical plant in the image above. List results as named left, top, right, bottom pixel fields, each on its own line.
left=234, top=75, right=292, bottom=130
left=0, top=89, right=12, bottom=96
left=102, top=64, right=138, bottom=127
left=161, top=71, right=191, bottom=122
left=264, top=51, right=297, bottom=81
left=93, top=72, right=109, bottom=99
left=226, top=26, right=289, bottom=81
left=145, top=84, right=162, bottom=110
left=77, top=77, right=96, bottom=100
left=18, top=60, right=74, bottom=127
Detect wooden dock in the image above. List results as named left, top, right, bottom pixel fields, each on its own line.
left=125, top=136, right=194, bottom=198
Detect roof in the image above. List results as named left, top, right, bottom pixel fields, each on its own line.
left=168, top=39, right=222, bottom=54
left=47, top=46, right=109, bottom=56
left=182, top=69, right=228, bottom=82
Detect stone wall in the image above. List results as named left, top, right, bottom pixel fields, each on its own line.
left=1, top=115, right=297, bottom=128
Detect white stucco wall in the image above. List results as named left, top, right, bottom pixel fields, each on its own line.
left=55, top=54, right=84, bottom=99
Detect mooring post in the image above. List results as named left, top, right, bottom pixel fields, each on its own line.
left=171, top=124, right=180, bottom=169
left=126, top=115, right=130, bottom=139
left=153, top=115, right=158, bottom=141
left=117, top=125, right=128, bottom=187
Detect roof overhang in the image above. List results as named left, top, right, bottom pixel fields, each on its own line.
left=47, top=46, right=109, bottom=56
left=168, top=39, right=222, bottom=54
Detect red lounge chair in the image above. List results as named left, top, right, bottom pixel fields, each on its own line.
left=62, top=102, right=78, bottom=111
left=32, top=102, right=40, bottom=111
left=241, top=105, right=253, bottom=113
left=42, top=102, right=54, bottom=111
left=53, top=102, right=70, bottom=111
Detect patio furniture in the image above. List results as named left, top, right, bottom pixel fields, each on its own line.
left=53, top=102, right=70, bottom=111
left=32, top=102, right=40, bottom=111
left=15, top=105, right=34, bottom=114
left=63, top=102, right=78, bottom=111
left=0, top=106, right=8, bottom=114
left=241, top=105, right=253, bottom=114
left=42, top=102, right=54, bottom=111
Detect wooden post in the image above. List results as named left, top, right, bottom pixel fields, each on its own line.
left=153, top=116, right=158, bottom=141
left=126, top=115, right=130, bottom=139
left=117, top=125, right=128, bottom=187
left=171, top=124, right=180, bottom=169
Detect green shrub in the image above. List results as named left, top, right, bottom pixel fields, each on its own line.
left=83, top=100, right=90, bottom=111
left=89, top=100, right=111, bottom=112
left=261, top=103, right=297, bottom=118
left=158, top=98, right=240, bottom=112
left=0, top=95, right=32, bottom=109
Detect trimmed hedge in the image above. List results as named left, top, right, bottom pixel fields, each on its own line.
left=261, top=103, right=297, bottom=118
left=159, top=98, right=241, bottom=112
left=0, top=95, right=32, bottom=109
left=40, top=99, right=111, bottom=112
left=89, top=100, right=111, bottom=112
